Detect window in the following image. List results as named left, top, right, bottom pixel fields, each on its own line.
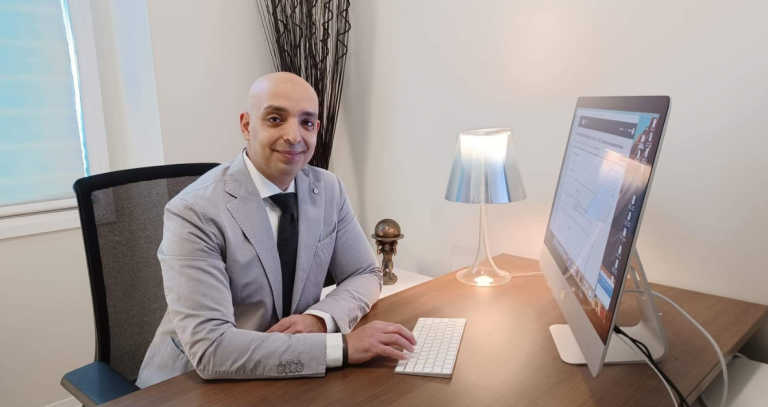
left=0, top=0, right=108, bottom=238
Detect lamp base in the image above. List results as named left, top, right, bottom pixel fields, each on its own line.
left=456, top=203, right=513, bottom=287
left=456, top=265, right=512, bottom=287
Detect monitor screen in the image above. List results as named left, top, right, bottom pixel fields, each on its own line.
left=544, top=100, right=667, bottom=343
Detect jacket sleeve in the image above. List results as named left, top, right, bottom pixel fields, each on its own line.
left=307, top=177, right=383, bottom=334
left=160, top=197, right=327, bottom=380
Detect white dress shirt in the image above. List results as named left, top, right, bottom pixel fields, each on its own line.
left=243, top=151, right=343, bottom=368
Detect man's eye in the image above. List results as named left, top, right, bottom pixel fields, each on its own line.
left=303, top=120, right=315, bottom=128
left=267, top=116, right=282, bottom=123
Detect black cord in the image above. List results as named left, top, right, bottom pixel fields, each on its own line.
left=616, top=328, right=688, bottom=407
left=613, top=326, right=690, bottom=407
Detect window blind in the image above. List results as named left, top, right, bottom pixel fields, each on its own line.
left=0, top=0, right=87, bottom=210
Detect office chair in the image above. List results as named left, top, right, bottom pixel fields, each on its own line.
left=60, top=163, right=218, bottom=406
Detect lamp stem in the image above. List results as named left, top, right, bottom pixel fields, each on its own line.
left=456, top=204, right=512, bottom=286
left=473, top=204, right=498, bottom=272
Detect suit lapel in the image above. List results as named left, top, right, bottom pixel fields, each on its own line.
left=293, top=168, right=324, bottom=313
left=225, top=154, right=284, bottom=318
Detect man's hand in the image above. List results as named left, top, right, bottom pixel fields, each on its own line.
left=346, top=321, right=417, bottom=364
left=267, top=314, right=327, bottom=334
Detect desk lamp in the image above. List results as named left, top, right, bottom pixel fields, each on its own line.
left=445, top=128, right=526, bottom=286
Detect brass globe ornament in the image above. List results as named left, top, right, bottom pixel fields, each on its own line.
left=371, top=219, right=404, bottom=285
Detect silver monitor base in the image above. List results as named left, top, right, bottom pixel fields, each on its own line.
left=550, top=325, right=664, bottom=364
left=550, top=252, right=668, bottom=365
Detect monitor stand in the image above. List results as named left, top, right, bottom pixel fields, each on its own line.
left=550, top=251, right=669, bottom=365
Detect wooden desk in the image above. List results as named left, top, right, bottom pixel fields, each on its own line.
left=106, top=255, right=767, bottom=406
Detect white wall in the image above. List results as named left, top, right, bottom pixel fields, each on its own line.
left=332, top=0, right=768, bottom=358
left=147, top=0, right=273, bottom=165
left=0, top=230, right=94, bottom=407
left=91, top=0, right=165, bottom=170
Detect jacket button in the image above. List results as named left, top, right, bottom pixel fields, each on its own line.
left=313, top=188, right=319, bottom=194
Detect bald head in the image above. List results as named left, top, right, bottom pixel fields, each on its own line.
left=247, top=72, right=318, bottom=115
left=239, top=72, right=321, bottom=190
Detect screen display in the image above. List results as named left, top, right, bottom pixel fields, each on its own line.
left=544, top=106, right=663, bottom=343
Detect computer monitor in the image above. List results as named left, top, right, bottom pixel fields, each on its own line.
left=539, top=96, right=671, bottom=376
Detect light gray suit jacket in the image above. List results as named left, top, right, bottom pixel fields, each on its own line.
left=135, top=153, right=382, bottom=388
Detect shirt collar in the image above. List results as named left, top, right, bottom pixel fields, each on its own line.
left=243, top=150, right=295, bottom=198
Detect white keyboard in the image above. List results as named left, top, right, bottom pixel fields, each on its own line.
left=395, top=318, right=466, bottom=378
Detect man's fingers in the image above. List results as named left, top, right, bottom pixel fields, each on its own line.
left=284, top=324, right=309, bottom=334
left=266, top=319, right=291, bottom=333
left=381, top=323, right=417, bottom=346
left=380, top=334, right=415, bottom=352
left=284, top=326, right=300, bottom=334
left=376, top=344, right=408, bottom=361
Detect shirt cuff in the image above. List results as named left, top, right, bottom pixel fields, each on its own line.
left=326, top=333, right=344, bottom=368
left=304, top=309, right=338, bottom=333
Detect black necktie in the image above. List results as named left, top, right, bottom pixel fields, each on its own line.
left=269, top=193, right=299, bottom=317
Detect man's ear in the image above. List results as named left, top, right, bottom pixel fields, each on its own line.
left=240, top=112, right=251, bottom=140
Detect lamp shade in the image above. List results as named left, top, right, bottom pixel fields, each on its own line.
left=445, top=128, right=526, bottom=204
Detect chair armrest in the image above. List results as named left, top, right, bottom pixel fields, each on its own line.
left=61, top=361, right=139, bottom=406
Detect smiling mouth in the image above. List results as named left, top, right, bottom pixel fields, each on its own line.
left=274, top=150, right=305, bottom=161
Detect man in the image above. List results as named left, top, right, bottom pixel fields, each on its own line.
left=136, top=72, right=416, bottom=388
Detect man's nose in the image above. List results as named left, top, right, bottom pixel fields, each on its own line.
left=283, top=120, right=302, bottom=144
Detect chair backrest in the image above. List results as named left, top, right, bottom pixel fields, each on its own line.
left=73, top=163, right=218, bottom=382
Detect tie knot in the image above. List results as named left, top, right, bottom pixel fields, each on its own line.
left=269, top=192, right=298, bottom=215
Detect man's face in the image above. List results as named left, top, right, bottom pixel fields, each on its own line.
left=241, top=78, right=319, bottom=184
